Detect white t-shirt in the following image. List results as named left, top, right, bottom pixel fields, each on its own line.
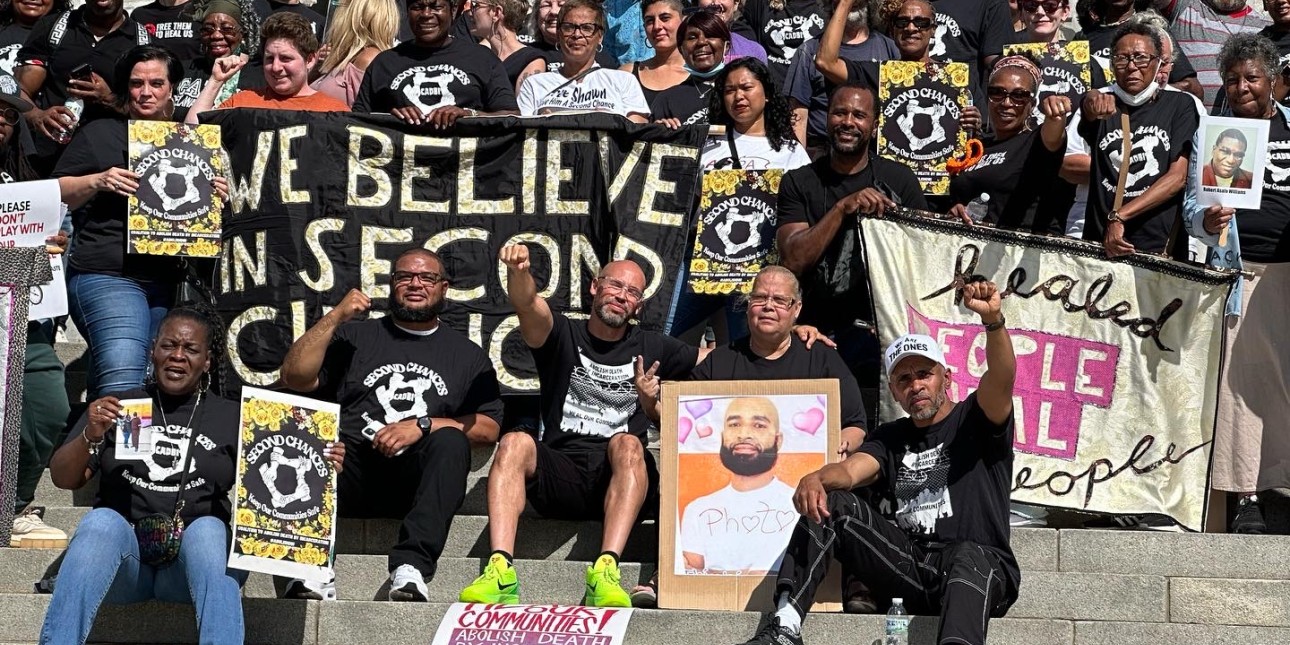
left=517, top=68, right=651, bottom=118
left=678, top=478, right=798, bottom=574
left=700, top=131, right=812, bottom=171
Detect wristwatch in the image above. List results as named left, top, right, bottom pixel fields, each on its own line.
left=416, top=417, right=433, bottom=435
left=1107, top=210, right=1125, bottom=224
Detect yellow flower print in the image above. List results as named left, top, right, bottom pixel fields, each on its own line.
left=948, top=65, right=969, bottom=89
left=236, top=508, right=256, bottom=527
left=237, top=536, right=259, bottom=555
left=199, top=126, right=223, bottom=151
left=762, top=171, right=782, bottom=196
left=128, top=215, right=148, bottom=231
left=1068, top=40, right=1090, bottom=64
left=267, top=543, right=290, bottom=560
left=186, top=239, right=220, bottom=258
left=160, top=241, right=183, bottom=256
left=293, top=544, right=328, bottom=566
left=312, top=411, right=338, bottom=441
left=690, top=259, right=710, bottom=274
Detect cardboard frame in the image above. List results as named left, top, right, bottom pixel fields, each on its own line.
left=658, top=379, right=842, bottom=612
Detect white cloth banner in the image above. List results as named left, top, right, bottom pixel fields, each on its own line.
left=430, top=603, right=633, bottom=645
left=860, top=211, right=1235, bottom=531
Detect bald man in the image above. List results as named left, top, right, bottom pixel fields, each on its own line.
left=460, top=245, right=704, bottom=608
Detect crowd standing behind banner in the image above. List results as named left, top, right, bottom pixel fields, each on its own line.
left=3, top=0, right=1290, bottom=640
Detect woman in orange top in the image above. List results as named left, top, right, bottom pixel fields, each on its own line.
left=185, top=11, right=347, bottom=123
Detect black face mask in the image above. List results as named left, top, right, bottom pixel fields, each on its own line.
left=719, top=442, right=779, bottom=476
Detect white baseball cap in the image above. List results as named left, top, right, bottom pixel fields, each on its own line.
left=884, top=334, right=947, bottom=377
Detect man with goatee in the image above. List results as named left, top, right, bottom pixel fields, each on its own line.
left=280, top=248, right=504, bottom=603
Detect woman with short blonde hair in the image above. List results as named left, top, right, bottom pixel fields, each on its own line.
left=312, top=0, right=400, bottom=107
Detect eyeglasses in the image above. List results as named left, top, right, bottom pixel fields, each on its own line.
left=1019, top=0, right=1066, bottom=12
left=559, top=21, right=600, bottom=36
left=748, top=293, right=797, bottom=309
left=597, top=276, right=644, bottom=301
left=986, top=86, right=1033, bottom=104
left=0, top=108, right=18, bottom=126
left=469, top=0, right=495, bottom=9
left=392, top=271, right=445, bottom=286
left=891, top=16, right=934, bottom=30
left=200, top=23, right=242, bottom=37
left=1111, top=53, right=1159, bottom=69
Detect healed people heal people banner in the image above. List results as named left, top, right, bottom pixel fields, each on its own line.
left=860, top=211, right=1235, bottom=531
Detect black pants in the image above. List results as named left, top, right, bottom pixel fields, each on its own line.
left=778, top=490, right=1018, bottom=645
left=338, top=428, right=471, bottom=578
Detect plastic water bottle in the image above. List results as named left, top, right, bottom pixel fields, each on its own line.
left=54, top=97, right=83, bottom=145
left=966, top=193, right=991, bottom=223
left=885, top=598, right=910, bottom=645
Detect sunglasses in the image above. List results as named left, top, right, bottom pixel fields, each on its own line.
left=1019, top=0, right=1067, bottom=12
left=891, top=16, right=934, bottom=30
left=986, top=86, right=1033, bottom=104
left=0, top=107, right=18, bottom=126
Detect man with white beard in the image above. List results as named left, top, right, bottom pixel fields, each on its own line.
left=783, top=0, right=897, bottom=149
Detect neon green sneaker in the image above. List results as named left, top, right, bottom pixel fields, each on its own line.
left=583, top=554, right=631, bottom=607
left=459, top=553, right=520, bottom=604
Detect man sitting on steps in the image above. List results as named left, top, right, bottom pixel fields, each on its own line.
left=737, top=279, right=1020, bottom=645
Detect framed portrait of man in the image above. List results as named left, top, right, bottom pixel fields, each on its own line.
left=658, top=379, right=842, bottom=611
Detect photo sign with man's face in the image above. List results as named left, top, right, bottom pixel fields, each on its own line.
left=1193, top=115, right=1269, bottom=210
left=688, top=169, right=783, bottom=296
left=1003, top=41, right=1092, bottom=124
left=659, top=380, right=841, bottom=612
left=877, top=61, right=972, bottom=195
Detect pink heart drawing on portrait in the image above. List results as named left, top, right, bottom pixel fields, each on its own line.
left=792, top=408, right=824, bottom=435
left=685, top=399, right=713, bottom=419
left=679, top=416, right=693, bottom=443
left=696, top=424, right=713, bottom=438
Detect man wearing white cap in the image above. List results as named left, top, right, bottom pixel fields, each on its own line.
left=737, top=279, right=1018, bottom=645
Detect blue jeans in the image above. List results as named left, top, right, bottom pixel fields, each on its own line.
left=67, top=272, right=172, bottom=397
left=39, top=508, right=247, bottom=645
left=664, top=263, right=749, bottom=345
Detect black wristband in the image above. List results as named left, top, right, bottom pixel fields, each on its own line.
left=983, top=315, right=1006, bottom=332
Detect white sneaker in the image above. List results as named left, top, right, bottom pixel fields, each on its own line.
left=388, top=564, right=428, bottom=602
left=10, top=507, right=67, bottom=548
left=1009, top=502, right=1049, bottom=528
left=282, top=570, right=337, bottom=601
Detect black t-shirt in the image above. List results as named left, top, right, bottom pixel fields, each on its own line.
left=533, top=311, right=698, bottom=452
left=0, top=22, right=32, bottom=78
left=131, top=1, right=202, bottom=61
left=1077, top=22, right=1199, bottom=89
left=18, top=9, right=151, bottom=123
left=501, top=46, right=544, bottom=90
left=949, top=128, right=1067, bottom=234
left=52, top=117, right=181, bottom=280
left=737, top=0, right=826, bottom=85
left=532, top=38, right=617, bottom=76
left=261, top=0, right=325, bottom=40
left=316, top=317, right=504, bottom=444
left=67, top=387, right=239, bottom=524
left=692, top=336, right=867, bottom=430
left=1237, top=112, right=1290, bottom=263
left=1078, top=89, right=1199, bottom=255
left=352, top=37, right=518, bottom=114
left=650, top=75, right=713, bottom=125
left=926, top=0, right=1013, bottom=75
left=858, top=392, right=1018, bottom=584
left=174, top=57, right=266, bottom=122
left=776, top=155, right=928, bottom=332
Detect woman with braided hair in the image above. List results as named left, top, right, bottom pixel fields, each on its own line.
left=41, top=302, right=346, bottom=645
left=172, top=0, right=264, bottom=121
left=946, top=53, right=1072, bottom=232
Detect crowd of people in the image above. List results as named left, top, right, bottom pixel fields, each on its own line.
left=2, top=0, right=1288, bottom=642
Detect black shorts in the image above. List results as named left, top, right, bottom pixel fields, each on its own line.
left=527, top=439, right=660, bottom=522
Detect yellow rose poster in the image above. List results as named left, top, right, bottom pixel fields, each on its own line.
left=877, top=61, right=971, bottom=195
left=228, top=387, right=339, bottom=583
left=126, top=120, right=224, bottom=258
left=688, top=169, right=782, bottom=295
left=1003, top=41, right=1092, bottom=119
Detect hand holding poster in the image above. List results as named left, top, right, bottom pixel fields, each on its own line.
left=229, top=387, right=339, bottom=582
left=1002, top=40, right=1092, bottom=121
left=127, top=120, right=224, bottom=258
left=430, top=603, right=633, bottom=645
left=0, top=179, right=67, bottom=320
left=688, top=170, right=782, bottom=295
left=877, top=61, right=971, bottom=195
left=1193, top=115, right=1269, bottom=210
left=859, top=210, right=1235, bottom=531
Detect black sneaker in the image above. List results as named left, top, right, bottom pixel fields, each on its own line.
left=1083, top=513, right=1183, bottom=532
left=1232, top=496, right=1266, bottom=534
left=842, top=580, right=877, bottom=614
left=737, top=617, right=804, bottom=645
